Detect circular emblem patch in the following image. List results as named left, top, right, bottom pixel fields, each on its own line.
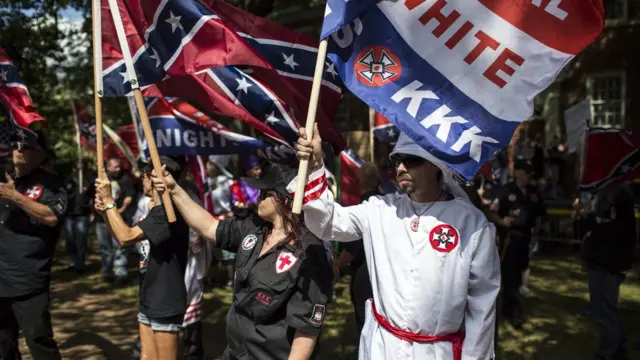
left=508, top=194, right=516, bottom=202
left=24, top=185, right=43, bottom=200
left=429, top=224, right=460, bottom=253
left=354, top=46, right=402, bottom=87
left=242, top=234, right=258, bottom=251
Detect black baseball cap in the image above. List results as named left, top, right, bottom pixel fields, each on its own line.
left=141, top=156, right=183, bottom=179
left=10, top=130, right=49, bottom=151
left=243, top=163, right=296, bottom=199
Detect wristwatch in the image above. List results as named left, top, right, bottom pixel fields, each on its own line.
left=104, top=203, right=117, bottom=211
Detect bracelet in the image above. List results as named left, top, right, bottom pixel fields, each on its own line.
left=104, top=202, right=117, bottom=211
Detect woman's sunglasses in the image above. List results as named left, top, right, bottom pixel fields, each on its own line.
left=390, top=154, right=426, bottom=169
left=258, top=189, right=277, bottom=202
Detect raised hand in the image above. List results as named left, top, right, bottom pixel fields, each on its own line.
left=94, top=178, right=114, bottom=204
left=296, top=124, right=324, bottom=172
left=150, top=165, right=176, bottom=194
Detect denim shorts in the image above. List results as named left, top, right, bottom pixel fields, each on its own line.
left=137, top=312, right=183, bottom=333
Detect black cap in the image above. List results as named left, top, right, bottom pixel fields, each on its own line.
left=141, top=156, right=183, bottom=179
left=514, top=159, right=533, bottom=173
left=10, top=129, right=49, bottom=151
left=243, top=163, right=296, bottom=199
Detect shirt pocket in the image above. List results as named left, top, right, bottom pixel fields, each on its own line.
left=242, top=276, right=294, bottom=323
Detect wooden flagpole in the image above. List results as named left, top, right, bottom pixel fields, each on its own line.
left=92, top=0, right=105, bottom=180
left=106, top=0, right=176, bottom=222
left=292, top=39, right=328, bottom=214
left=70, top=101, right=84, bottom=194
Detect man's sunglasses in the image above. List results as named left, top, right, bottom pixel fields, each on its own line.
left=390, top=154, right=426, bottom=169
left=10, top=142, right=38, bottom=151
left=258, top=189, right=277, bottom=201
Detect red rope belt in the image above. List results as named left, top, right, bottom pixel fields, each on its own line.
left=370, top=301, right=464, bottom=360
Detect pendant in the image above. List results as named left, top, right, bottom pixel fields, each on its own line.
left=410, top=217, right=420, bottom=232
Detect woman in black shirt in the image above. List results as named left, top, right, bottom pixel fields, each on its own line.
left=152, top=163, right=333, bottom=360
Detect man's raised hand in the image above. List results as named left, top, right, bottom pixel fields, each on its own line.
left=296, top=124, right=324, bottom=172
left=151, top=165, right=176, bottom=194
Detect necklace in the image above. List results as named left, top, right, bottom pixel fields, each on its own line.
left=408, top=190, right=443, bottom=232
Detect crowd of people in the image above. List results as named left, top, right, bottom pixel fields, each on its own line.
left=0, top=126, right=636, bottom=360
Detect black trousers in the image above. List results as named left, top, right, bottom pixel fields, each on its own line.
left=0, top=291, right=61, bottom=360
left=350, top=263, right=373, bottom=333
left=501, top=234, right=530, bottom=319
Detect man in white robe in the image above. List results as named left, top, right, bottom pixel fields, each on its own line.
left=291, top=126, right=500, bottom=360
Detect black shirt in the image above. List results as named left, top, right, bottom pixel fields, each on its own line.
left=495, top=183, right=546, bottom=236
left=0, top=167, right=67, bottom=297
left=216, top=216, right=333, bottom=360
left=65, top=174, right=94, bottom=217
left=136, top=205, right=190, bottom=318
left=581, top=187, right=636, bottom=272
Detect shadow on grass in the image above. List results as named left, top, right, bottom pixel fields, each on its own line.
left=18, top=241, right=640, bottom=360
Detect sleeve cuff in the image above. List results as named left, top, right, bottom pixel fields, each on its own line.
left=287, top=167, right=328, bottom=205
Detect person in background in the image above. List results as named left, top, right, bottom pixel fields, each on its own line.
left=0, top=131, right=66, bottom=360
left=63, top=161, right=94, bottom=274
left=493, top=160, right=546, bottom=328
left=207, top=155, right=236, bottom=288
left=230, top=154, right=262, bottom=211
left=97, top=157, right=137, bottom=283
left=333, top=162, right=381, bottom=333
left=574, top=183, right=635, bottom=360
left=94, top=157, right=189, bottom=360
left=179, top=168, right=211, bottom=360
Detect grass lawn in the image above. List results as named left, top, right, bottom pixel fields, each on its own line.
left=18, top=247, right=640, bottom=359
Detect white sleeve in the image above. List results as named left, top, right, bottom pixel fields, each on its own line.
left=462, top=223, right=500, bottom=360
left=287, top=167, right=368, bottom=243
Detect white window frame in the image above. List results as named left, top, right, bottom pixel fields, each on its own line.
left=586, top=72, right=626, bottom=129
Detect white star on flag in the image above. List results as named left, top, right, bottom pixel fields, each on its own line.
left=0, top=68, right=7, bottom=82
left=387, top=128, right=396, bottom=137
left=265, top=110, right=279, bottom=124
left=621, top=164, right=631, bottom=173
left=325, top=62, right=338, bottom=79
left=149, top=47, right=161, bottom=68
left=282, top=53, right=299, bottom=71
left=235, top=76, right=252, bottom=94
left=120, top=71, right=131, bottom=84
left=165, top=11, right=184, bottom=33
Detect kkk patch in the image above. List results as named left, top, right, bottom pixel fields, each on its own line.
left=429, top=224, right=460, bottom=253
left=242, top=234, right=258, bottom=251
left=310, top=304, right=325, bottom=325
left=24, top=185, right=43, bottom=200
left=276, top=251, right=298, bottom=274
left=54, top=199, right=66, bottom=215
left=508, top=194, right=517, bottom=202
left=255, top=291, right=272, bottom=306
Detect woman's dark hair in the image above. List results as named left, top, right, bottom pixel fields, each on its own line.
left=268, top=191, right=305, bottom=253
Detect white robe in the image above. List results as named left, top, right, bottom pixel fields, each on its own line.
left=288, top=169, right=500, bottom=360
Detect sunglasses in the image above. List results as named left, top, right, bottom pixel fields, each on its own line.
left=259, top=189, right=277, bottom=202
left=390, top=154, right=426, bottom=169
left=10, top=142, right=38, bottom=151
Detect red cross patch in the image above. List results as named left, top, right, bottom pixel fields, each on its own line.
left=429, top=224, right=460, bottom=253
left=276, top=251, right=298, bottom=274
left=24, top=185, right=43, bottom=200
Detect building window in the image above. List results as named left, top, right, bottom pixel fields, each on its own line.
left=604, top=0, right=627, bottom=22
left=587, top=73, right=625, bottom=128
